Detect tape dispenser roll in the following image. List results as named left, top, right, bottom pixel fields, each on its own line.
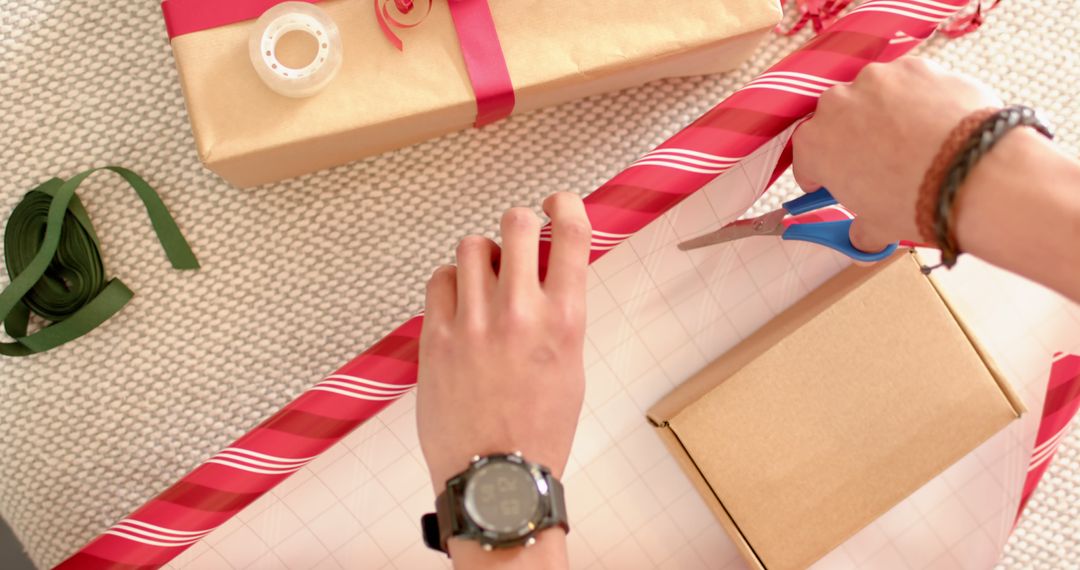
left=248, top=2, right=343, bottom=98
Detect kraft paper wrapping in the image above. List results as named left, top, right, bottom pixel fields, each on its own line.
left=170, top=0, right=782, bottom=187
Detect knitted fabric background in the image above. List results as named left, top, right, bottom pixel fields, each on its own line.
left=0, top=0, right=1076, bottom=567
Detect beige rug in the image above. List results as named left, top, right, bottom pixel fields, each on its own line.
left=0, top=0, right=1076, bottom=567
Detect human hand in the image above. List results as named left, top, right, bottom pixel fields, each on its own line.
left=417, top=192, right=591, bottom=492
left=791, top=57, right=1002, bottom=252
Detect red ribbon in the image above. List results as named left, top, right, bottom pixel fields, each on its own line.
left=372, top=0, right=515, bottom=127
left=373, top=0, right=431, bottom=51
left=161, top=0, right=515, bottom=127
left=161, top=0, right=318, bottom=38
left=446, top=0, right=515, bottom=127
left=939, top=0, right=1000, bottom=38
left=775, top=0, right=999, bottom=38
left=776, top=0, right=854, bottom=36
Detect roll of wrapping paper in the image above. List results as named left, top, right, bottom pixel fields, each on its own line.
left=1015, top=353, right=1080, bottom=524
left=59, top=1, right=976, bottom=566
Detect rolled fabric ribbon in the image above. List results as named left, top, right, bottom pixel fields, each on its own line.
left=373, top=0, right=433, bottom=51
left=248, top=2, right=343, bottom=98
left=60, top=1, right=972, bottom=567
left=0, top=168, right=199, bottom=357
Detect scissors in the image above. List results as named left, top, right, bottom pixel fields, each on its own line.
left=677, top=188, right=898, bottom=262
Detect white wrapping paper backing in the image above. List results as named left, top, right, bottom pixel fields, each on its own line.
left=163, top=131, right=1080, bottom=569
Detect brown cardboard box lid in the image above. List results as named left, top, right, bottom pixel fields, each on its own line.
left=647, top=252, right=1023, bottom=570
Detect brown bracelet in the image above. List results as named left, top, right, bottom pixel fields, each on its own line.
left=916, top=105, right=1053, bottom=270
left=915, top=108, right=998, bottom=246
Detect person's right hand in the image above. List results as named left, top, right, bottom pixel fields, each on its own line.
left=791, top=57, right=1002, bottom=252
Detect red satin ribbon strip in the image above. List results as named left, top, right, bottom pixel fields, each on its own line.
left=446, top=0, right=515, bottom=127
left=161, top=0, right=319, bottom=38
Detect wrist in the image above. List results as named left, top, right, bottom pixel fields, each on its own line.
left=954, top=126, right=1067, bottom=259
left=447, top=526, right=568, bottom=570
left=430, top=448, right=568, bottom=492
left=953, top=126, right=1080, bottom=299
left=953, top=127, right=1039, bottom=254
left=918, top=105, right=1056, bottom=271
left=426, top=453, right=571, bottom=568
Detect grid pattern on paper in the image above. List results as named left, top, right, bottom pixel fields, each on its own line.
left=165, top=150, right=1080, bottom=569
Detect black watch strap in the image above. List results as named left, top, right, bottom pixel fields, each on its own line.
left=421, top=511, right=442, bottom=552
left=431, top=486, right=456, bottom=553
left=545, top=474, right=570, bottom=535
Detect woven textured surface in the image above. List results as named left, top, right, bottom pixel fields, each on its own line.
left=0, top=1, right=1076, bottom=567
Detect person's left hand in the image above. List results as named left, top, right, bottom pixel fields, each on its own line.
left=416, top=192, right=592, bottom=492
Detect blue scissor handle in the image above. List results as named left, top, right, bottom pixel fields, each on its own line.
left=783, top=187, right=837, bottom=215
left=782, top=219, right=898, bottom=262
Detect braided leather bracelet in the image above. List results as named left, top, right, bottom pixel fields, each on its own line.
left=917, top=105, right=1053, bottom=269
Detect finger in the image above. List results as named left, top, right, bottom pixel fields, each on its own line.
left=848, top=216, right=894, bottom=255
left=455, top=236, right=499, bottom=317
left=790, top=120, right=823, bottom=193
left=905, top=56, right=939, bottom=72
left=541, top=192, right=591, bottom=299
left=854, top=60, right=889, bottom=84
left=423, top=265, right=457, bottom=325
left=814, top=82, right=849, bottom=119
left=499, top=207, right=542, bottom=292
left=895, top=55, right=943, bottom=77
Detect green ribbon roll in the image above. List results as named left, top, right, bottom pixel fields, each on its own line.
left=0, top=167, right=199, bottom=357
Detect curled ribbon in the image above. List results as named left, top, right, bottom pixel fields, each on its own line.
left=777, top=0, right=854, bottom=36
left=374, top=0, right=433, bottom=51
left=939, top=0, right=1000, bottom=38
left=777, top=0, right=997, bottom=38
left=0, top=168, right=199, bottom=357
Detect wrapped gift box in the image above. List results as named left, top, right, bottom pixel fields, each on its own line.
left=647, top=252, right=1025, bottom=570
left=165, top=0, right=782, bottom=187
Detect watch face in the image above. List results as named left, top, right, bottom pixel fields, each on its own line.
left=463, top=460, right=542, bottom=535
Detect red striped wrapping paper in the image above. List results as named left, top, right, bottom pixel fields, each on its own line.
left=1015, top=353, right=1080, bottom=524
left=59, top=1, right=977, bottom=567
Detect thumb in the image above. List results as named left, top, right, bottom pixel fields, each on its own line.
left=848, top=216, right=893, bottom=254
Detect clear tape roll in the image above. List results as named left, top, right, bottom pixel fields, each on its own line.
left=248, top=2, right=343, bottom=98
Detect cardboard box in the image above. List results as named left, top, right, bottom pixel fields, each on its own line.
left=167, top=0, right=782, bottom=187
left=647, top=252, right=1024, bottom=570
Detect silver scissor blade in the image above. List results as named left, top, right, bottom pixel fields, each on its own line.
left=676, top=209, right=787, bottom=251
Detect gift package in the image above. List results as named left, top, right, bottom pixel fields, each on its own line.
left=164, top=0, right=783, bottom=187
left=647, top=252, right=1025, bottom=570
